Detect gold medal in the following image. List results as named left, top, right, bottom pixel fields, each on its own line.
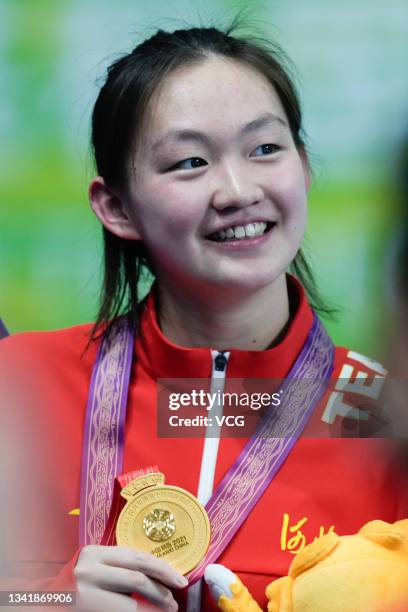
left=116, top=472, right=211, bottom=575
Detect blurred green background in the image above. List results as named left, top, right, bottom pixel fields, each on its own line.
left=1, top=0, right=408, bottom=360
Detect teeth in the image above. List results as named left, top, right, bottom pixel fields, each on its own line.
left=245, top=223, right=255, bottom=237
left=210, top=221, right=268, bottom=242
left=234, top=226, right=245, bottom=238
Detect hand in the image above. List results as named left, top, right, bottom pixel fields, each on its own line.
left=74, top=545, right=188, bottom=611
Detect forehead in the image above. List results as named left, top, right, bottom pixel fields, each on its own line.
left=143, top=56, right=288, bottom=143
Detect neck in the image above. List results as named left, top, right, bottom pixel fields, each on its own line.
left=156, top=275, right=291, bottom=351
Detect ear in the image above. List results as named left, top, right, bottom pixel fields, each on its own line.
left=299, top=147, right=311, bottom=192
left=89, top=176, right=142, bottom=240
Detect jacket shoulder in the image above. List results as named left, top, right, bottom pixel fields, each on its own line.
left=320, top=347, right=388, bottom=428
left=0, top=323, right=97, bottom=378
left=333, top=346, right=387, bottom=378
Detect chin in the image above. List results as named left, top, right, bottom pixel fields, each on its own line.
left=204, top=269, right=286, bottom=296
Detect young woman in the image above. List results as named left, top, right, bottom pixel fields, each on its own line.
left=1, top=26, right=407, bottom=612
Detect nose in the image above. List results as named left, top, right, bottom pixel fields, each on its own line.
left=211, top=161, right=264, bottom=211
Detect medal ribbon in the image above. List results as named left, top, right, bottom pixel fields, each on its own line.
left=188, top=314, right=334, bottom=583
left=79, top=316, right=134, bottom=545
left=80, top=311, right=334, bottom=582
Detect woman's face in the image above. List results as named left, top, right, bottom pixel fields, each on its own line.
left=124, top=55, right=309, bottom=298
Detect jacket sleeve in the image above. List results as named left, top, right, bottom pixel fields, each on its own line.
left=0, top=336, right=86, bottom=597
left=0, top=550, right=81, bottom=591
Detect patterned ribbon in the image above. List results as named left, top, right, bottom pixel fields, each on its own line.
left=79, top=317, right=134, bottom=545
left=187, top=314, right=334, bottom=583
left=79, top=312, right=334, bottom=583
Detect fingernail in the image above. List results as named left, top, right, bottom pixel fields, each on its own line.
left=175, top=575, right=188, bottom=587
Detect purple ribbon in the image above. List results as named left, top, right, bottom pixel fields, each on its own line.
left=79, top=317, right=134, bottom=545
left=188, top=314, right=334, bottom=582
left=79, top=311, right=334, bottom=578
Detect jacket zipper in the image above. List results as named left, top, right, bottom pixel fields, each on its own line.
left=186, top=350, right=230, bottom=612
left=196, top=350, right=230, bottom=505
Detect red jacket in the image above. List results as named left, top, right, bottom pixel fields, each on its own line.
left=0, top=280, right=406, bottom=609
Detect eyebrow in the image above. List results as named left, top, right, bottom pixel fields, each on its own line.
left=151, top=112, right=288, bottom=152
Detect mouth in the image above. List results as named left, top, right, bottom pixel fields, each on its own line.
left=206, top=221, right=275, bottom=242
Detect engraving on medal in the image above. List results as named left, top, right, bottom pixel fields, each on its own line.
left=121, top=473, right=165, bottom=500
left=143, top=508, right=176, bottom=542
left=116, top=474, right=211, bottom=574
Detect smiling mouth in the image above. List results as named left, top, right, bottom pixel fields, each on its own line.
left=206, top=221, right=275, bottom=242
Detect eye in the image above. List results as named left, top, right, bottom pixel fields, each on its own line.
left=250, top=144, right=280, bottom=157
left=171, top=157, right=208, bottom=171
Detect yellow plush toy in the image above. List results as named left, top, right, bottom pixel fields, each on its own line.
left=204, top=519, right=408, bottom=612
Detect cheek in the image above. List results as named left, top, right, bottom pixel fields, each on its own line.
left=290, top=198, right=308, bottom=240
left=148, top=180, right=209, bottom=233
left=286, top=166, right=309, bottom=220
left=277, top=180, right=308, bottom=240
left=277, top=184, right=308, bottom=228
left=128, top=190, right=200, bottom=248
left=267, top=159, right=308, bottom=209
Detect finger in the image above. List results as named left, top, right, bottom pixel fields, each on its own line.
left=77, top=564, right=178, bottom=609
left=75, top=587, right=138, bottom=612
left=97, top=546, right=188, bottom=588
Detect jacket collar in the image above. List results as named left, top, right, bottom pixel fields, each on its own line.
left=136, top=275, right=314, bottom=379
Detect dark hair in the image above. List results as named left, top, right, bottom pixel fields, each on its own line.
left=90, top=24, right=334, bottom=340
